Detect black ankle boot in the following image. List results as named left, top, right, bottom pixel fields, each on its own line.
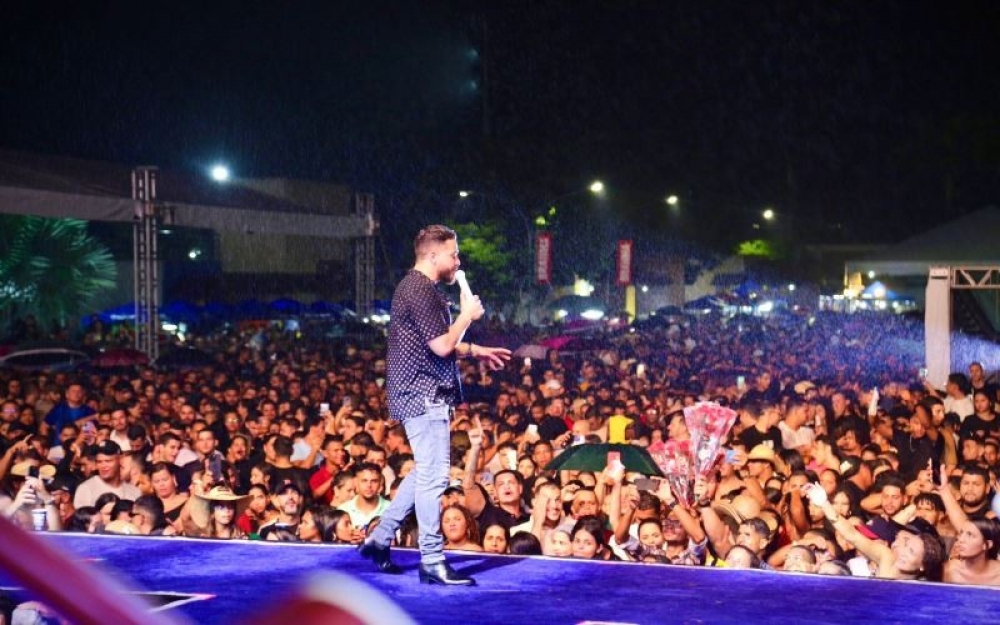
left=358, top=540, right=403, bottom=574
left=418, top=561, right=476, bottom=586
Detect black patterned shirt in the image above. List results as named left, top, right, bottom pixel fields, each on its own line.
left=386, top=270, right=461, bottom=422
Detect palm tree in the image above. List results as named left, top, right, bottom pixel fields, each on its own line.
left=0, top=216, right=116, bottom=329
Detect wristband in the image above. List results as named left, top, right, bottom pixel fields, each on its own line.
left=468, top=343, right=475, bottom=358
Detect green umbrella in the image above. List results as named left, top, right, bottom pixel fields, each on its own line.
left=544, top=443, right=664, bottom=476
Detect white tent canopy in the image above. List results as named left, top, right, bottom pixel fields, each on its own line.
left=845, top=206, right=1000, bottom=278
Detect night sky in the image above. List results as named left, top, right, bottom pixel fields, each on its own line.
left=1, top=1, right=998, bottom=256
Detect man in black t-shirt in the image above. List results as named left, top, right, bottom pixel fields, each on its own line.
left=738, top=403, right=783, bottom=451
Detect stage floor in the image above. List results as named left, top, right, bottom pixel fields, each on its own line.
left=3, top=534, right=999, bottom=624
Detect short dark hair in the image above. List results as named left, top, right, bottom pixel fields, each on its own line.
left=414, top=224, right=457, bottom=256
left=494, top=469, right=523, bottom=488
left=355, top=462, right=382, bottom=478
left=272, top=435, right=294, bottom=458
left=740, top=517, right=771, bottom=539
left=875, top=473, right=906, bottom=493
left=913, top=492, right=945, bottom=512
left=962, top=463, right=990, bottom=484
left=133, top=494, right=165, bottom=530
left=947, top=373, right=972, bottom=395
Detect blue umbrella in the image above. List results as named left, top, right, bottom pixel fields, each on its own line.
left=270, top=298, right=303, bottom=315
left=237, top=299, right=269, bottom=319
left=202, top=301, right=233, bottom=319
left=161, top=300, right=200, bottom=323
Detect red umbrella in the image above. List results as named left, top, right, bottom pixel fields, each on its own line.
left=91, top=348, right=150, bottom=368
left=539, top=335, right=575, bottom=350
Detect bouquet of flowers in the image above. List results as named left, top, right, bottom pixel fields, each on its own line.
left=648, top=401, right=738, bottom=506
left=648, top=438, right=694, bottom=505
left=684, top=401, right=738, bottom=478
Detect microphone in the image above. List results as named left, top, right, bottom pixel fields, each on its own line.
left=454, top=270, right=473, bottom=298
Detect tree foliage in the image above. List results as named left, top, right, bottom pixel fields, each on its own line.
left=735, top=239, right=776, bottom=259
left=451, top=221, right=514, bottom=307
left=0, top=216, right=116, bottom=325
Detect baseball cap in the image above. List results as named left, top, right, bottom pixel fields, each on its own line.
left=95, top=440, right=122, bottom=456
left=897, top=517, right=940, bottom=540
left=47, top=474, right=76, bottom=494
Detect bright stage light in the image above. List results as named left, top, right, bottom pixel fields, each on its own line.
left=210, top=165, right=230, bottom=182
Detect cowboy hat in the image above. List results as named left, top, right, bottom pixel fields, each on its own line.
left=189, top=485, right=250, bottom=530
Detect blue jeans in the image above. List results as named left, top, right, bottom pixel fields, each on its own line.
left=369, top=400, right=451, bottom=565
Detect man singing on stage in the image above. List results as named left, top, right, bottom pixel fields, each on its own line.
left=358, top=224, right=510, bottom=586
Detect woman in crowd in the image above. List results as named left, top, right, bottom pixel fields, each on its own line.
left=150, top=462, right=188, bottom=529
left=509, top=531, right=543, bottom=555
left=806, top=483, right=945, bottom=581
left=324, top=509, right=364, bottom=544
left=441, top=504, right=482, bottom=552
left=94, top=493, right=120, bottom=530
left=186, top=485, right=247, bottom=540
left=571, top=515, right=616, bottom=561
left=249, top=464, right=274, bottom=492
left=944, top=518, right=1000, bottom=586
left=481, top=523, right=510, bottom=554
left=68, top=506, right=98, bottom=533
left=329, top=472, right=356, bottom=508
left=634, top=518, right=666, bottom=558
left=516, top=457, right=536, bottom=482
left=542, top=529, right=572, bottom=557
left=236, top=484, right=272, bottom=535
left=296, top=504, right=325, bottom=542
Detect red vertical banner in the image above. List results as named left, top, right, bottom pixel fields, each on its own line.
left=535, top=232, right=552, bottom=285
left=616, top=239, right=633, bottom=286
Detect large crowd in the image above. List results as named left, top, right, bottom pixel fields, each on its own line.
left=2, top=309, right=999, bottom=594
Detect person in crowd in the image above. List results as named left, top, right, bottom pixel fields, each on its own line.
left=258, top=481, right=304, bottom=538
left=542, top=528, right=573, bottom=557
left=309, top=436, right=348, bottom=504
left=570, top=515, right=616, bottom=561
left=73, top=441, right=141, bottom=508
left=149, top=462, right=188, bottom=529
left=40, top=383, right=94, bottom=444
left=929, top=373, right=975, bottom=422
left=4, top=299, right=1000, bottom=592
left=236, top=483, right=273, bottom=535
left=961, top=390, right=1000, bottom=442
left=441, top=504, right=483, bottom=551
left=806, top=483, right=945, bottom=581
left=338, top=462, right=389, bottom=529
left=296, top=504, right=325, bottom=542
left=322, top=509, right=364, bottom=544
left=481, top=523, right=510, bottom=554
left=130, top=495, right=167, bottom=536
